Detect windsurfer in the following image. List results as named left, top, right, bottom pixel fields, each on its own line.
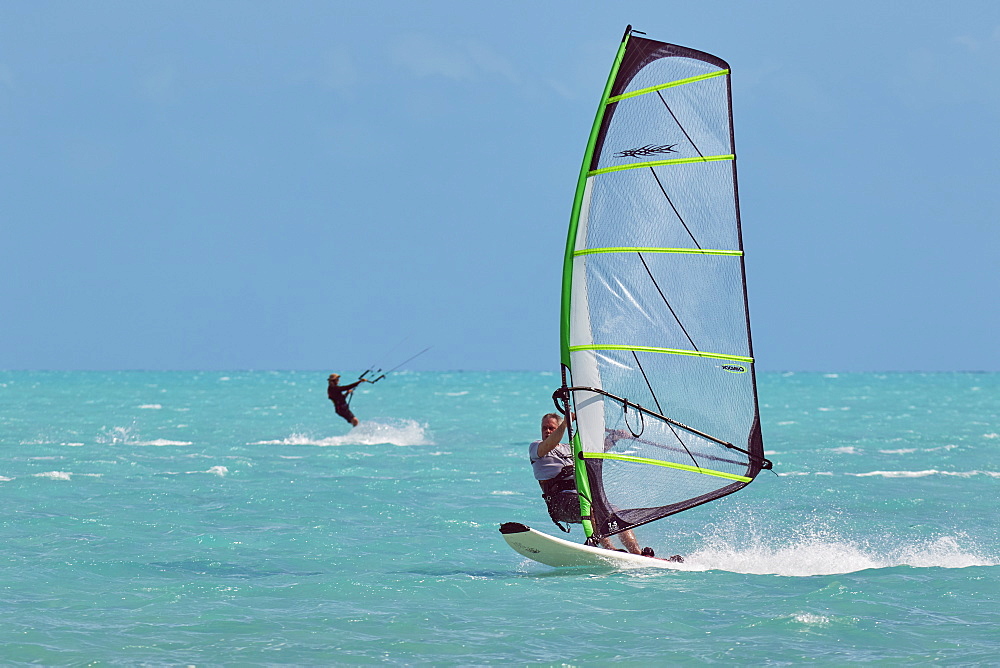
left=327, top=373, right=371, bottom=427
left=529, top=413, right=643, bottom=554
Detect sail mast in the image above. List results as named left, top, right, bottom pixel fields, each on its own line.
left=559, top=27, right=633, bottom=543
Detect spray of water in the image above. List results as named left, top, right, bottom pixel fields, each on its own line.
left=670, top=511, right=996, bottom=576
left=252, top=419, right=432, bottom=447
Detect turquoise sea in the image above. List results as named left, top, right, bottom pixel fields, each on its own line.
left=1, top=371, right=996, bottom=665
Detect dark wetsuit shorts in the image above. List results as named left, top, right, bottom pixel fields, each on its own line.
left=331, top=396, right=356, bottom=423
left=539, top=466, right=581, bottom=524
left=334, top=403, right=356, bottom=422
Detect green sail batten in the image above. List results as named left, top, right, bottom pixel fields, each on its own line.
left=582, top=452, right=752, bottom=483
left=569, top=344, right=753, bottom=364
left=574, top=246, right=743, bottom=257
left=589, top=154, right=734, bottom=177
left=562, top=32, right=632, bottom=543
left=607, top=69, right=729, bottom=104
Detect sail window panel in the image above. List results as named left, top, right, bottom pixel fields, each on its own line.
left=593, top=78, right=731, bottom=173
left=576, top=349, right=758, bottom=452
left=573, top=252, right=750, bottom=357
left=595, top=443, right=747, bottom=513
left=586, top=418, right=751, bottom=521
left=597, top=406, right=752, bottom=479
left=600, top=459, right=734, bottom=513
left=609, top=486, right=746, bottom=530
left=583, top=164, right=740, bottom=252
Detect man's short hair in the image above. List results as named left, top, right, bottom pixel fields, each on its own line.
left=541, top=412, right=562, bottom=424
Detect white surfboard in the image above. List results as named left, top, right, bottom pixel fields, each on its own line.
left=499, top=522, right=682, bottom=569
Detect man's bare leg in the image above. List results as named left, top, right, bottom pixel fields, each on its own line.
left=618, top=530, right=641, bottom=554
left=598, top=530, right=641, bottom=554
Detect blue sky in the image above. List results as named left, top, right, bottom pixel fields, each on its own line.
left=2, top=1, right=998, bottom=372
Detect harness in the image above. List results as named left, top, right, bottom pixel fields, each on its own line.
left=538, top=465, right=579, bottom=533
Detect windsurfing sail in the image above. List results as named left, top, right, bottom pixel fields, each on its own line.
left=556, top=26, right=771, bottom=546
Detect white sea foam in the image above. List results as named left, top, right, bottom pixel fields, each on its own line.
left=893, top=535, right=992, bottom=568
left=877, top=445, right=955, bottom=454
left=33, top=471, right=101, bottom=481
left=942, top=470, right=1000, bottom=478
left=252, top=419, right=432, bottom=447
left=138, top=404, right=162, bottom=409
left=780, top=470, right=999, bottom=478
left=828, top=446, right=860, bottom=455
left=851, top=469, right=939, bottom=478
left=96, top=425, right=138, bottom=445
left=679, top=531, right=996, bottom=576
left=685, top=536, right=882, bottom=576
left=850, top=469, right=998, bottom=478
left=96, top=425, right=190, bottom=446
left=134, top=439, right=192, bottom=446
left=35, top=471, right=73, bottom=480
left=791, top=613, right=832, bottom=626
left=163, top=465, right=230, bottom=476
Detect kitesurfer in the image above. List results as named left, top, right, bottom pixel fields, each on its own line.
left=529, top=412, right=644, bottom=554
left=327, top=373, right=371, bottom=427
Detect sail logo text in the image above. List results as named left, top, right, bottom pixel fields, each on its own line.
left=721, top=364, right=747, bottom=374
left=615, top=143, right=677, bottom=158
